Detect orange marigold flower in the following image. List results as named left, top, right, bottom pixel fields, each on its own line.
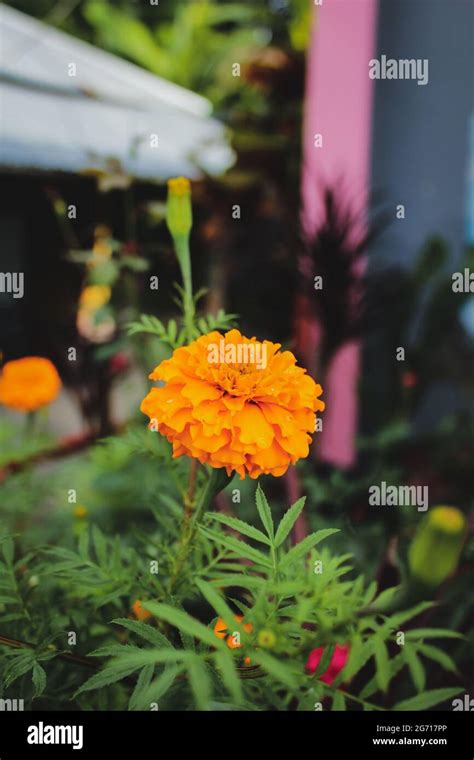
left=131, top=600, right=152, bottom=621
left=0, top=357, right=61, bottom=412
left=213, top=615, right=252, bottom=650
left=140, top=329, right=324, bottom=479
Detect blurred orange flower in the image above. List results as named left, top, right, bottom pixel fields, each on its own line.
left=0, top=357, right=61, bottom=412
left=213, top=615, right=252, bottom=658
left=131, top=600, right=152, bottom=621
left=140, top=329, right=324, bottom=479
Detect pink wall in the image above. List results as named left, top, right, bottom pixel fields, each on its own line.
left=301, top=0, right=378, bottom=468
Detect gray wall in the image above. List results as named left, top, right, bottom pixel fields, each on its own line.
left=370, top=0, right=474, bottom=268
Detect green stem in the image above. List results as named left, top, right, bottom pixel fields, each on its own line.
left=175, top=235, right=195, bottom=341
left=169, top=467, right=233, bottom=594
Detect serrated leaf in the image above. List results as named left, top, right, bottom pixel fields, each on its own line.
left=75, top=663, right=141, bottom=696
left=255, top=485, right=274, bottom=539
left=274, top=497, right=306, bottom=548
left=32, top=663, right=47, bottom=697
left=394, top=687, right=463, bottom=711
left=213, top=650, right=243, bottom=704
left=4, top=652, right=35, bottom=688
left=371, top=586, right=401, bottom=610
left=360, top=653, right=406, bottom=699
left=169, top=596, right=195, bottom=651
left=387, top=602, right=434, bottom=628
left=129, top=664, right=154, bottom=711
left=206, top=513, right=270, bottom=545
left=416, top=643, right=458, bottom=673
left=199, top=527, right=272, bottom=568
left=363, top=581, right=378, bottom=606
left=143, top=602, right=224, bottom=648
left=195, top=578, right=236, bottom=634
left=112, top=618, right=172, bottom=649
left=188, top=655, right=212, bottom=710
left=404, top=647, right=425, bottom=692
left=252, top=651, right=296, bottom=688
left=141, top=662, right=179, bottom=707
left=374, top=637, right=390, bottom=693
left=75, top=650, right=186, bottom=697
left=279, top=529, right=339, bottom=570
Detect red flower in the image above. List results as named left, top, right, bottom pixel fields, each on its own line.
left=402, top=371, right=417, bottom=389
left=306, top=644, right=349, bottom=684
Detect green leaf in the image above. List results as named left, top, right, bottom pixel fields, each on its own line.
left=206, top=513, right=271, bottom=545
left=332, top=690, right=346, bottom=711
left=195, top=578, right=236, bottom=633
left=92, top=525, right=107, bottom=567
left=2, top=537, right=14, bottom=566
left=360, top=653, right=406, bottom=699
left=167, top=319, right=177, bottom=342
left=374, top=637, right=390, bottom=693
left=75, top=663, right=143, bottom=696
left=371, top=586, right=401, bottom=610
left=274, top=497, right=306, bottom=548
left=312, top=644, right=335, bottom=679
left=141, top=662, right=179, bottom=707
left=32, top=663, right=47, bottom=698
left=255, top=485, right=274, bottom=539
left=387, top=602, right=434, bottom=628
left=279, top=529, right=339, bottom=570
left=199, top=527, right=272, bottom=569
left=405, top=628, right=464, bottom=640
left=416, top=643, right=458, bottom=673
left=404, top=647, right=425, bottom=692
left=188, top=655, right=212, bottom=710
left=336, top=635, right=366, bottom=683
left=252, top=651, right=297, bottom=689
left=207, top=574, right=265, bottom=591
left=4, top=652, right=35, bottom=688
left=129, top=664, right=154, bottom=711
left=143, top=602, right=223, bottom=648
left=213, top=650, right=243, bottom=704
left=169, top=596, right=195, bottom=651
left=394, top=688, right=463, bottom=711
left=112, top=618, right=172, bottom=649
left=75, top=650, right=187, bottom=697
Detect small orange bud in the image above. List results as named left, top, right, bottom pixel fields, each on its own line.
left=132, top=600, right=152, bottom=621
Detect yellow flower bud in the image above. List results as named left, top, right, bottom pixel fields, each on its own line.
left=408, top=506, right=466, bottom=587
left=73, top=505, right=88, bottom=519
left=166, top=176, right=192, bottom=238
left=257, top=629, right=277, bottom=648
left=79, top=285, right=111, bottom=312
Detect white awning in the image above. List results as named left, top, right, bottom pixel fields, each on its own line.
left=0, top=5, right=234, bottom=181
